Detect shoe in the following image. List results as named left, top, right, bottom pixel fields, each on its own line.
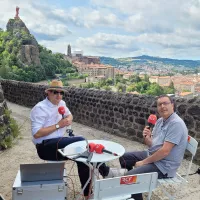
left=104, top=168, right=127, bottom=178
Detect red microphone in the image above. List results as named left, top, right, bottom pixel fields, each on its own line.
left=147, top=114, right=157, bottom=129
left=94, top=144, right=118, bottom=156
left=88, top=143, right=96, bottom=152
left=58, top=106, right=65, bottom=119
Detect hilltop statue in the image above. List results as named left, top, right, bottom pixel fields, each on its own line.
left=15, top=6, right=20, bottom=19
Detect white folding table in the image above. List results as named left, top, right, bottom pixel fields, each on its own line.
left=58, top=139, right=125, bottom=199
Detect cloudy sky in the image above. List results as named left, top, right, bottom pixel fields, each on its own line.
left=1, top=0, right=200, bottom=60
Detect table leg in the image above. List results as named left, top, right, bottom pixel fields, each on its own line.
left=76, top=162, right=93, bottom=200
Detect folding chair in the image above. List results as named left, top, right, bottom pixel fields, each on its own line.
left=0, top=194, right=5, bottom=200
left=157, top=135, right=198, bottom=200
left=93, top=172, right=158, bottom=200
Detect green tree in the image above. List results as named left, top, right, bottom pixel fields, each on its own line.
left=144, top=74, right=149, bottom=82
left=127, top=84, right=136, bottom=92
left=146, top=83, right=164, bottom=96
left=163, top=82, right=175, bottom=94
left=135, top=81, right=150, bottom=93
left=102, top=85, right=112, bottom=91
left=116, top=83, right=126, bottom=92
left=0, top=65, right=11, bottom=78
left=105, top=78, right=113, bottom=85
left=130, top=74, right=141, bottom=83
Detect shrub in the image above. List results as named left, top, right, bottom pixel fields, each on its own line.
left=0, top=109, right=20, bottom=149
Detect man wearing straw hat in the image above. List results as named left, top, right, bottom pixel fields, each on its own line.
left=30, top=79, right=92, bottom=198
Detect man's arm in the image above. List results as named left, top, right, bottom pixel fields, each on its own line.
left=34, top=114, right=73, bottom=139
left=34, top=125, right=57, bottom=139
left=135, top=141, right=175, bottom=167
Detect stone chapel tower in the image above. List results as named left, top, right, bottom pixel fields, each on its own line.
left=67, top=44, right=72, bottom=57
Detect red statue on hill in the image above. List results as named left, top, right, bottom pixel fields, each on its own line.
left=15, top=6, right=20, bottom=19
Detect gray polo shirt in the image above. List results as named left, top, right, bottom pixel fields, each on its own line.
left=148, top=113, right=188, bottom=177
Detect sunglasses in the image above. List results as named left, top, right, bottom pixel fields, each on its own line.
left=50, top=90, right=64, bottom=95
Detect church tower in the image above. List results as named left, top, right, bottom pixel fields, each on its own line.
left=67, top=44, right=72, bottom=57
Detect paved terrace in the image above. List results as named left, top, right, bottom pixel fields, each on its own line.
left=0, top=102, right=199, bottom=200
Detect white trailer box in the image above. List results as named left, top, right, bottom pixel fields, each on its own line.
left=12, top=171, right=67, bottom=200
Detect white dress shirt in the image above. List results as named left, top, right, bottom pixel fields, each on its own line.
left=30, top=98, right=71, bottom=144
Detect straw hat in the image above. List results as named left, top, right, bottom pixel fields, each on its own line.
left=45, top=80, right=65, bottom=93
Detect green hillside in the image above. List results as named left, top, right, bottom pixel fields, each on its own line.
left=0, top=18, right=75, bottom=82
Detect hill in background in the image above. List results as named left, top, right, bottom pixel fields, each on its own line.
left=100, top=55, right=200, bottom=70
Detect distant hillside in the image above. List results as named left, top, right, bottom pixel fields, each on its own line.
left=100, top=55, right=200, bottom=69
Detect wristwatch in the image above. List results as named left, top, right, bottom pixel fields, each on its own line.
left=55, top=124, right=60, bottom=129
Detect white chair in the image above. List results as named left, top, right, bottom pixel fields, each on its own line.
left=157, top=135, right=198, bottom=200
left=93, top=172, right=158, bottom=200
left=0, top=194, right=5, bottom=200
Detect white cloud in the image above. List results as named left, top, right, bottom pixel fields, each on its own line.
left=0, top=0, right=71, bottom=39
left=32, top=24, right=71, bottom=37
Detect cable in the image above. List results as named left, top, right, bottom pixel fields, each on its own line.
left=66, top=175, right=76, bottom=199
left=188, top=167, right=200, bottom=176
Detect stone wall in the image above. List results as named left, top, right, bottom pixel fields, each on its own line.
left=0, top=83, right=10, bottom=150
left=1, top=79, right=200, bottom=164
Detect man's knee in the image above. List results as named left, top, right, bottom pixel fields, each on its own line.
left=73, top=136, right=85, bottom=142
left=119, top=156, right=125, bottom=167
left=119, top=155, right=131, bottom=168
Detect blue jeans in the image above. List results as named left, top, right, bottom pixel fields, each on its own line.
left=36, top=136, right=109, bottom=196
left=119, top=151, right=167, bottom=200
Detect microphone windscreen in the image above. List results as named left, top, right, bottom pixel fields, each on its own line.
left=58, top=106, right=65, bottom=115
left=147, top=114, right=157, bottom=125
left=88, top=143, right=96, bottom=152
left=94, top=144, right=104, bottom=154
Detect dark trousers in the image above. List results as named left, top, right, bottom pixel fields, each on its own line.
left=119, top=151, right=167, bottom=200
left=36, top=136, right=109, bottom=196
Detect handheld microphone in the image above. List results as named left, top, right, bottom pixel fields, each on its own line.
left=58, top=106, right=65, bottom=119
left=58, top=106, right=75, bottom=137
left=94, top=144, right=118, bottom=156
left=147, top=114, right=157, bottom=129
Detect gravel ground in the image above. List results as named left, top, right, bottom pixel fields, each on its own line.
left=0, top=101, right=199, bottom=200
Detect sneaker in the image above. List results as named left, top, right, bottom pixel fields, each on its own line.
left=104, top=168, right=127, bottom=178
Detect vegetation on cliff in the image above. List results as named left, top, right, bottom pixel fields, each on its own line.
left=0, top=18, right=75, bottom=82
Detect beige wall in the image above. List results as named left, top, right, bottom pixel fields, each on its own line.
left=149, top=76, right=171, bottom=86
left=149, top=76, right=158, bottom=83
left=79, top=66, right=114, bottom=79
left=158, top=77, right=171, bottom=85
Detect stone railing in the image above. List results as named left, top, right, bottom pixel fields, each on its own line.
left=1, top=79, right=200, bottom=164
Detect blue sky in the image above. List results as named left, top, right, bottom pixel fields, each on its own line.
left=1, top=0, right=200, bottom=60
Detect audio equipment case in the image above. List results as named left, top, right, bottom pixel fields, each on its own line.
left=12, top=170, right=67, bottom=200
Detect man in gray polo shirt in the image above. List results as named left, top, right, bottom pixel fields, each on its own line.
left=106, top=94, right=188, bottom=200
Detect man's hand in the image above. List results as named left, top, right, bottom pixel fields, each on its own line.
left=135, top=161, right=145, bottom=168
left=65, top=117, right=72, bottom=126
left=143, top=126, right=153, bottom=147
left=58, top=115, right=73, bottom=128
left=58, top=118, right=72, bottom=128
left=143, top=126, right=152, bottom=138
